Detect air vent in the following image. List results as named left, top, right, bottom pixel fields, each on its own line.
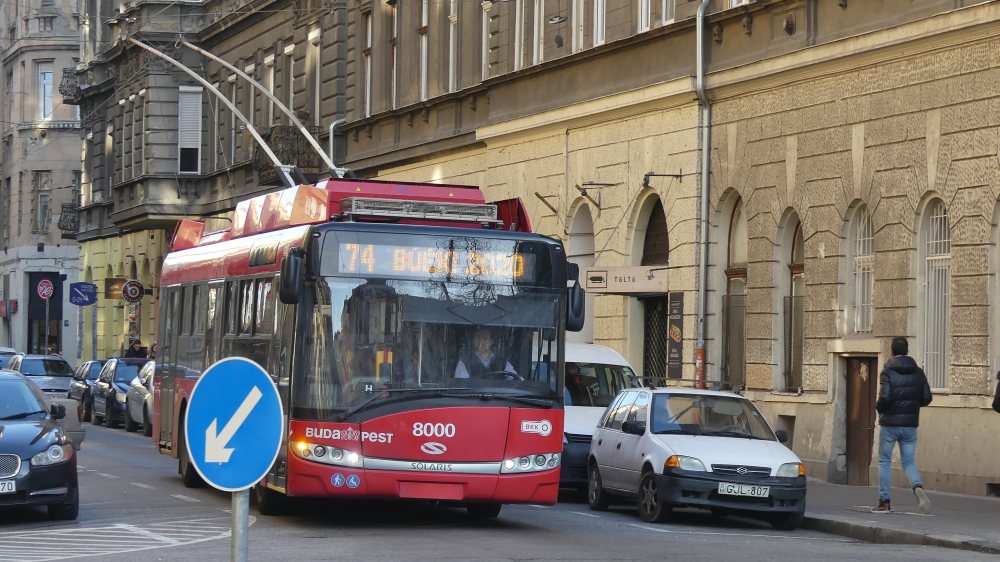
left=340, top=197, right=500, bottom=224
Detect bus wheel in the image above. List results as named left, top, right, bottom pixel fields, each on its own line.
left=255, top=483, right=286, bottom=516
left=467, top=503, right=502, bottom=518
left=178, top=419, right=205, bottom=488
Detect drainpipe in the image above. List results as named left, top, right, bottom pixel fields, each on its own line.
left=694, top=0, right=713, bottom=389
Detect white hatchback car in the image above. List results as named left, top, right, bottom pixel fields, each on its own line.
left=587, top=387, right=806, bottom=530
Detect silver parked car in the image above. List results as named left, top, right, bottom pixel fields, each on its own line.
left=124, top=361, right=155, bottom=436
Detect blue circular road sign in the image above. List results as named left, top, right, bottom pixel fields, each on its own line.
left=184, top=357, right=283, bottom=492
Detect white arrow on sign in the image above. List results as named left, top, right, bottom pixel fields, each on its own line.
left=204, top=386, right=262, bottom=463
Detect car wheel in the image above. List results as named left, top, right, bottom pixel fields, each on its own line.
left=124, top=406, right=138, bottom=432
left=769, top=505, right=805, bottom=531
left=587, top=463, right=610, bottom=511
left=637, top=471, right=671, bottom=523
left=81, top=396, right=92, bottom=423
left=466, top=503, right=502, bottom=518
left=142, top=407, right=152, bottom=437
left=178, top=417, right=205, bottom=488
left=47, top=487, right=79, bottom=520
left=255, top=482, right=286, bottom=515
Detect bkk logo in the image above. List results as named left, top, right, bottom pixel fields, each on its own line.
left=520, top=420, right=552, bottom=437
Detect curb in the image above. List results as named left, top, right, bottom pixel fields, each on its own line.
left=802, top=515, right=1000, bottom=556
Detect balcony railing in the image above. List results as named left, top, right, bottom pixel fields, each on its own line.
left=57, top=203, right=78, bottom=239
left=253, top=125, right=324, bottom=186
left=59, top=68, right=82, bottom=105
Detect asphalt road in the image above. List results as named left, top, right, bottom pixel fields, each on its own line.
left=0, top=426, right=978, bottom=561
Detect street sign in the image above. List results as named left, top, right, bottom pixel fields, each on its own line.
left=121, top=279, right=144, bottom=303
left=69, top=282, right=98, bottom=306
left=184, top=357, right=283, bottom=492
left=37, top=279, right=54, bottom=300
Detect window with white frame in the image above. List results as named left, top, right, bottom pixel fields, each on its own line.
left=723, top=200, right=748, bottom=389
left=390, top=3, right=398, bottom=109
left=514, top=0, right=525, bottom=71
left=729, top=0, right=751, bottom=7
left=37, top=61, right=54, bottom=118
left=662, top=0, right=675, bottom=23
left=638, top=0, right=651, bottom=32
left=922, top=199, right=950, bottom=388
left=138, top=89, right=146, bottom=175
left=285, top=45, right=294, bottom=124
left=177, top=86, right=202, bottom=174
left=782, top=217, right=805, bottom=392
left=117, top=99, right=125, bottom=182
left=210, top=82, right=219, bottom=171
left=448, top=0, right=458, bottom=92
left=572, top=0, right=584, bottom=53
left=594, top=0, right=606, bottom=46
left=245, top=64, right=255, bottom=159
left=419, top=0, right=429, bottom=101
left=363, top=12, right=372, bottom=117
left=532, top=0, right=543, bottom=65
left=228, top=77, right=237, bottom=163
left=123, top=96, right=133, bottom=180
left=849, top=208, right=874, bottom=334
left=309, top=28, right=321, bottom=127
left=31, top=171, right=51, bottom=232
left=481, top=3, right=490, bottom=80
left=265, top=55, right=275, bottom=126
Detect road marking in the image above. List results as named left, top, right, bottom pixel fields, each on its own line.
left=529, top=504, right=553, bottom=509
left=96, top=472, right=120, bottom=479
left=130, top=482, right=155, bottom=489
left=570, top=511, right=601, bottom=518
left=625, top=523, right=852, bottom=542
left=77, top=465, right=86, bottom=469
left=171, top=494, right=200, bottom=502
left=113, top=524, right=179, bottom=544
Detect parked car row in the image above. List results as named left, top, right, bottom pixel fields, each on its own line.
left=85, top=358, right=154, bottom=435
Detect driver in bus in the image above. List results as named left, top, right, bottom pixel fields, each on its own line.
left=454, top=326, right=517, bottom=380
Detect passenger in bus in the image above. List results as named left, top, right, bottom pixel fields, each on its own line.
left=454, top=327, right=517, bottom=380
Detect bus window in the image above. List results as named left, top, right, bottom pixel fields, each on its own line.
left=255, top=278, right=274, bottom=334
left=239, top=280, right=254, bottom=334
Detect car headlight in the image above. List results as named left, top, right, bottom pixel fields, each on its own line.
left=664, top=455, right=706, bottom=472
left=776, top=462, right=805, bottom=478
left=31, top=444, right=73, bottom=466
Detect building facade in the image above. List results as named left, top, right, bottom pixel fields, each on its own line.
left=0, top=0, right=82, bottom=358
left=336, top=0, right=1000, bottom=495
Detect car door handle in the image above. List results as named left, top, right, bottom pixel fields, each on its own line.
left=616, top=443, right=622, bottom=450
left=597, top=439, right=602, bottom=446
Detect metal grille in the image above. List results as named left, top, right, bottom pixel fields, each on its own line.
left=341, top=197, right=499, bottom=223
left=643, top=297, right=668, bottom=385
left=564, top=433, right=592, bottom=445
left=923, top=201, right=950, bottom=389
left=0, top=454, right=20, bottom=479
left=722, top=293, right=746, bottom=389
left=783, top=295, right=804, bottom=391
left=853, top=212, right=874, bottom=334
left=712, top=464, right=771, bottom=478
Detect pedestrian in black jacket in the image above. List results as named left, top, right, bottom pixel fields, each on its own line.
left=872, top=336, right=932, bottom=514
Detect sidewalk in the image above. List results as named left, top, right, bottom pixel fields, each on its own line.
left=803, top=478, right=1000, bottom=555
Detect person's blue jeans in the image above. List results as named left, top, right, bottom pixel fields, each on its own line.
left=878, top=426, right=922, bottom=502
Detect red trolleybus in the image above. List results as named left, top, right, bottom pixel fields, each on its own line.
left=154, top=178, right=585, bottom=517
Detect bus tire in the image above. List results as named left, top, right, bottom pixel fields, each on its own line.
left=178, top=414, right=205, bottom=488
left=255, top=483, right=286, bottom=516
left=466, top=503, right=502, bottom=518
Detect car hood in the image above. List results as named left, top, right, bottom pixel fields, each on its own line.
left=653, top=434, right=801, bottom=469
left=564, top=406, right=604, bottom=436
left=26, top=375, right=73, bottom=392
left=0, top=420, right=63, bottom=456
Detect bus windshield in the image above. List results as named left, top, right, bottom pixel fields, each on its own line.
left=293, top=232, right=564, bottom=421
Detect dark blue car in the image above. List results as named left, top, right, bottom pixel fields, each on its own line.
left=92, top=358, right=152, bottom=428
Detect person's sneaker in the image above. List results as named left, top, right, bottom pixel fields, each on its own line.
left=914, top=486, right=931, bottom=514
left=871, top=499, right=891, bottom=513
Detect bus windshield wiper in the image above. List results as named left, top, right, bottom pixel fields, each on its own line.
left=1, top=410, right=47, bottom=421
left=438, top=392, right=554, bottom=408
left=338, top=389, right=419, bottom=420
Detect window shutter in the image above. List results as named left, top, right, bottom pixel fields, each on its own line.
left=178, top=86, right=202, bottom=173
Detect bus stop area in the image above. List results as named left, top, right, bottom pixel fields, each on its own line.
left=801, top=479, right=1000, bottom=555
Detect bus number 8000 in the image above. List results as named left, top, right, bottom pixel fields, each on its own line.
left=412, top=422, right=457, bottom=438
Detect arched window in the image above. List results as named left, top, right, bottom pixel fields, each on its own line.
left=781, top=216, right=804, bottom=391
left=722, top=200, right=747, bottom=389
left=849, top=209, right=874, bottom=334
left=641, top=199, right=668, bottom=384
left=568, top=206, right=596, bottom=344
left=922, top=200, right=950, bottom=388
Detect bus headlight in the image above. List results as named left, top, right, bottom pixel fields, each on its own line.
left=501, top=453, right=560, bottom=474
left=292, top=441, right=364, bottom=468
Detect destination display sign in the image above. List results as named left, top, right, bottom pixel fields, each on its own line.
left=337, top=242, right=536, bottom=283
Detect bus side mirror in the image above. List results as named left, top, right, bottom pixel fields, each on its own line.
left=567, top=262, right=580, bottom=282
left=279, top=249, right=304, bottom=305
left=566, top=280, right=585, bottom=332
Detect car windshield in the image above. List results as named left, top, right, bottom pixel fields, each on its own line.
left=114, top=363, right=145, bottom=383
left=562, top=363, right=639, bottom=407
left=0, top=379, right=47, bottom=420
left=20, top=358, right=74, bottom=377
left=650, top=393, right=776, bottom=440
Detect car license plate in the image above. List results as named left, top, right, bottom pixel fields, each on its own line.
left=0, top=480, right=14, bottom=494
left=718, top=482, right=769, bottom=497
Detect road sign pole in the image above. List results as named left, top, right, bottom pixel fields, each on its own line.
left=44, top=298, right=49, bottom=354
left=232, top=489, right=249, bottom=562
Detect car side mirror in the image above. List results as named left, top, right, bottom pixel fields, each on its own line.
left=49, top=403, right=66, bottom=420
left=622, top=420, right=645, bottom=436
left=775, top=429, right=789, bottom=444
